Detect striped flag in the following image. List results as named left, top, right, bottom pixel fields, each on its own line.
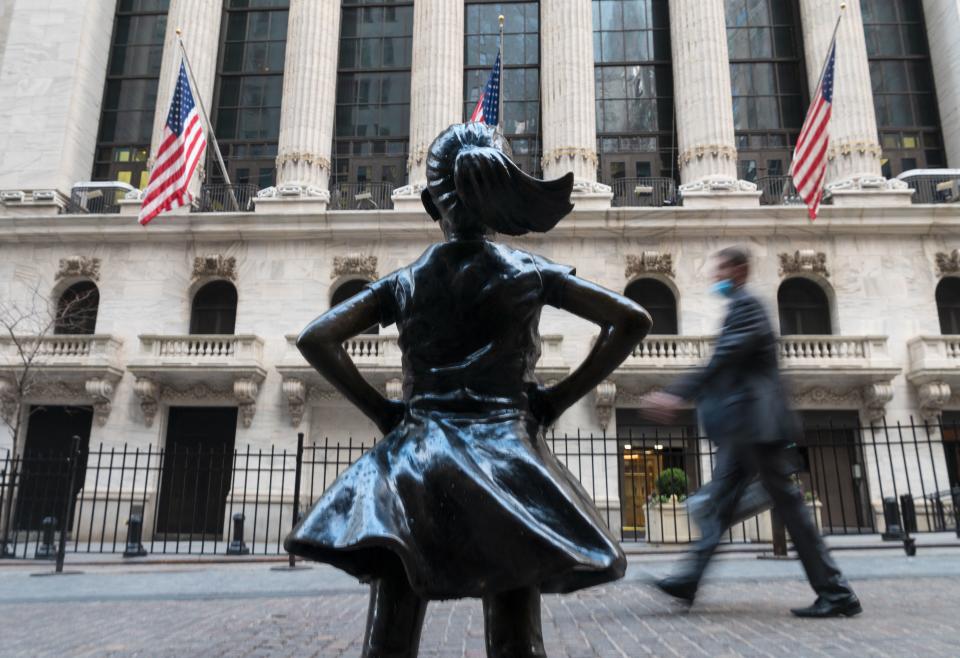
left=469, top=51, right=501, bottom=125
left=791, top=38, right=836, bottom=221
left=138, top=61, right=206, bottom=226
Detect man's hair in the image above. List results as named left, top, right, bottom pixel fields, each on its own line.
left=715, top=245, right=751, bottom=269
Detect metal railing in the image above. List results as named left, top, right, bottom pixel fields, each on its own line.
left=897, top=169, right=960, bottom=204
left=329, top=182, right=395, bottom=211
left=757, top=176, right=803, bottom=206
left=610, top=177, right=678, bottom=208
left=67, top=182, right=137, bottom=215
left=195, top=184, right=258, bottom=213
left=2, top=419, right=958, bottom=561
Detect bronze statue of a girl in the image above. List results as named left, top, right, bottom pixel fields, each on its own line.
left=285, top=123, right=651, bottom=657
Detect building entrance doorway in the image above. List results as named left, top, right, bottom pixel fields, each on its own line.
left=156, top=407, right=238, bottom=537
left=798, top=411, right=873, bottom=533
left=13, top=406, right=92, bottom=531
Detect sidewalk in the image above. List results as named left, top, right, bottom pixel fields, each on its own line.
left=2, top=549, right=958, bottom=656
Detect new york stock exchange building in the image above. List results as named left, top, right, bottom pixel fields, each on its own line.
left=1, top=0, right=960, bottom=558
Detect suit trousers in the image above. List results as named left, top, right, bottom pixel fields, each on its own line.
left=679, top=441, right=854, bottom=602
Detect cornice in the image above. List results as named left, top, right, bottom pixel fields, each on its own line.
left=1, top=204, right=960, bottom=243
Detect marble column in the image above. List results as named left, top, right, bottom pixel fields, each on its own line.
left=392, top=0, right=464, bottom=211
left=540, top=0, right=611, bottom=208
left=798, top=0, right=911, bottom=205
left=257, top=0, right=340, bottom=212
left=0, top=0, right=114, bottom=213
left=147, top=0, right=222, bottom=200
left=923, top=0, right=960, bottom=168
left=668, top=0, right=758, bottom=208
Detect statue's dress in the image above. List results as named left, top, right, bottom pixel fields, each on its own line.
left=285, top=240, right=625, bottom=599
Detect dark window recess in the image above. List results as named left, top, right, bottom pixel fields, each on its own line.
left=13, top=406, right=93, bottom=532
left=624, top=278, right=677, bottom=335
left=92, top=0, right=170, bottom=189
left=941, top=411, right=960, bottom=489
left=210, top=0, right=289, bottom=189
left=725, top=0, right=808, bottom=183
left=190, top=281, right=238, bottom=335
left=936, top=278, right=960, bottom=335
left=593, top=0, right=676, bottom=183
left=464, top=0, right=541, bottom=177
left=331, top=279, right=379, bottom=335
left=155, top=406, right=238, bottom=536
left=55, top=281, right=100, bottom=335
left=778, top=278, right=831, bottom=335
left=862, top=0, right=946, bottom=176
left=333, top=0, right=414, bottom=189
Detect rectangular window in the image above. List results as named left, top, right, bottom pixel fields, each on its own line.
left=862, top=0, right=945, bottom=176
left=332, top=0, right=413, bottom=208
left=725, top=0, right=807, bottom=184
left=93, top=0, right=170, bottom=188
left=464, top=1, right=541, bottom=177
left=592, top=0, right=675, bottom=185
left=211, top=0, right=289, bottom=189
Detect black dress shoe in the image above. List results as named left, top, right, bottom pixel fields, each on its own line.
left=655, top=577, right=697, bottom=604
left=791, top=595, right=863, bottom=618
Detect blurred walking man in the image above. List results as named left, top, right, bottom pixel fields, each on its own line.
left=641, top=246, right=862, bottom=618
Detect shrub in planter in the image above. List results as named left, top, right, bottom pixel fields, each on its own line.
left=655, top=467, right=688, bottom=500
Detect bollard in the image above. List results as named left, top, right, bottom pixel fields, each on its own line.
left=880, top=497, right=904, bottom=540
left=122, top=510, right=148, bottom=558
left=226, top=512, right=249, bottom=555
left=34, top=516, right=57, bottom=559
left=952, top=487, right=960, bottom=539
left=899, top=494, right=917, bottom=534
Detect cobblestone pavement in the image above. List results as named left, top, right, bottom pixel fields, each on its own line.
left=1, top=553, right=958, bottom=657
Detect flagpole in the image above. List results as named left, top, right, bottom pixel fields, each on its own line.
left=497, top=14, right=504, bottom=135
left=175, top=29, right=239, bottom=211
left=813, top=3, right=846, bottom=94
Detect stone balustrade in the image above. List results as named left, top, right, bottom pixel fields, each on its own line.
left=778, top=335, right=891, bottom=367
left=138, top=334, right=264, bottom=364
left=906, top=335, right=960, bottom=419
left=0, top=334, right=122, bottom=365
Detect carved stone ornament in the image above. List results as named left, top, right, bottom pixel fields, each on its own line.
left=862, top=383, right=894, bottom=423
left=791, top=386, right=862, bottom=408
left=84, top=378, right=116, bottom=427
left=594, top=380, right=617, bottom=431
left=133, top=378, right=159, bottom=427
left=779, top=250, right=829, bottom=278
left=234, top=378, right=260, bottom=428
left=0, top=378, right=18, bottom=424
left=282, top=378, right=306, bottom=427
left=678, top=175, right=757, bottom=193
left=935, top=250, right=960, bottom=277
left=917, top=382, right=952, bottom=421
left=332, top=254, right=379, bottom=281
left=625, top=252, right=674, bottom=279
left=192, top=254, right=237, bottom=282
left=56, top=256, right=101, bottom=282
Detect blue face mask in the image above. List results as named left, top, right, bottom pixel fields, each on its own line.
left=710, top=279, right=737, bottom=298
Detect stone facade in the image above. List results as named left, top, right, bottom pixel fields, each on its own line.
left=1, top=0, right=959, bottom=544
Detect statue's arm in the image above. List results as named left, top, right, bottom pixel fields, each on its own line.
left=535, top=276, right=651, bottom=424
left=296, top=289, right=404, bottom=435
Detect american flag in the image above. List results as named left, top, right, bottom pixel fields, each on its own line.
left=138, top=61, right=207, bottom=226
left=791, top=38, right=836, bottom=221
left=469, top=51, right=501, bottom=125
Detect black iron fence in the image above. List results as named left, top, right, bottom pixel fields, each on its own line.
left=757, top=176, right=803, bottom=206
left=195, top=183, right=258, bottom=213
left=2, top=421, right=958, bottom=562
left=610, top=177, right=678, bottom=208
left=329, top=182, right=395, bottom=210
left=897, top=172, right=960, bottom=204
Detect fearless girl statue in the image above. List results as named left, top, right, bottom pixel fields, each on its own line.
left=285, top=123, right=651, bottom=658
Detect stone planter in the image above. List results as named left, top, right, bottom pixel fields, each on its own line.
left=645, top=497, right=700, bottom=544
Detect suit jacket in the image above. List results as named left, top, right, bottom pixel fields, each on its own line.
left=667, top=287, right=800, bottom=446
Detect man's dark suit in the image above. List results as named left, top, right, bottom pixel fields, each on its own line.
left=667, top=286, right=854, bottom=602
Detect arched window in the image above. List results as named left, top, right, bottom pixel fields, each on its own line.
left=936, top=278, right=960, bottom=334
left=624, top=278, right=677, bottom=335
left=331, top=279, right=378, bottom=335
left=55, top=281, right=100, bottom=335
left=190, top=281, right=238, bottom=335
left=778, top=278, right=831, bottom=335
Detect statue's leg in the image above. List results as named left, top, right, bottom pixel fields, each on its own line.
left=361, top=568, right=428, bottom=658
left=482, top=586, right=547, bottom=658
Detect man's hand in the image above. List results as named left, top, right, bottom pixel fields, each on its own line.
left=638, top=391, right=683, bottom=424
